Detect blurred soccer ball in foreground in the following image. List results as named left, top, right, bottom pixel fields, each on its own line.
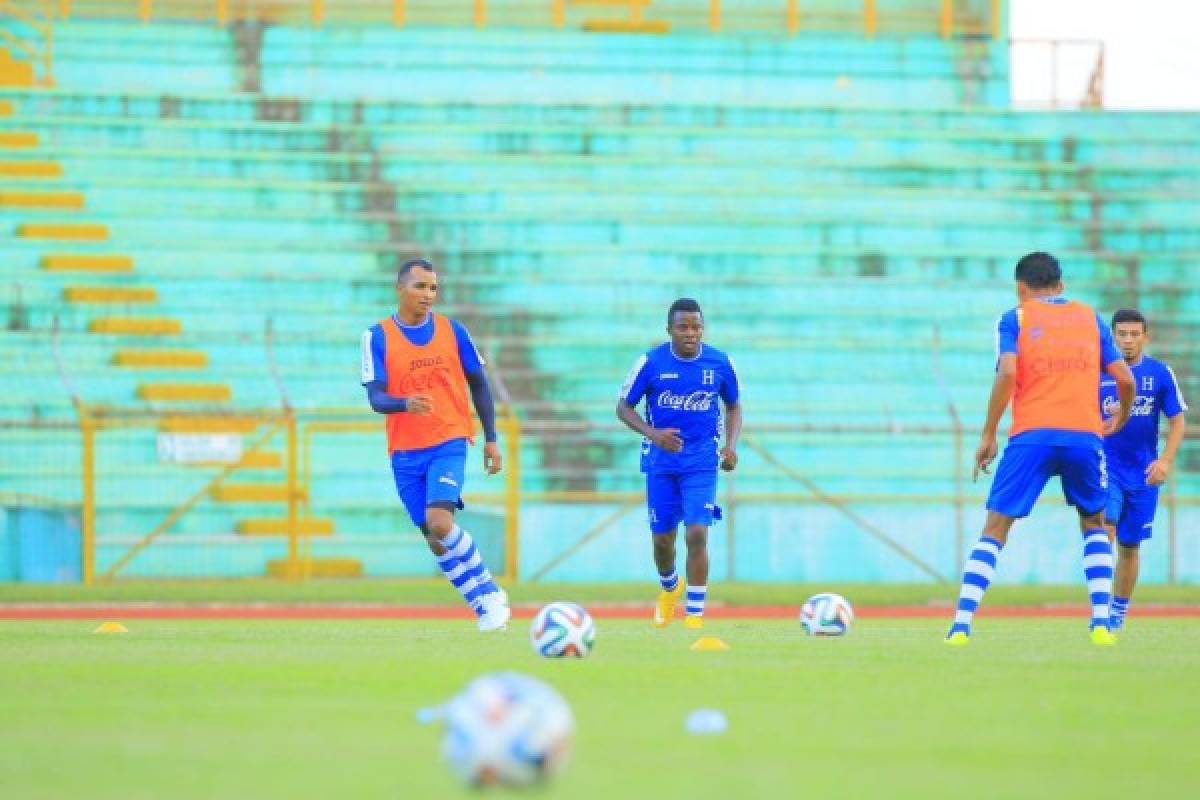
left=799, top=592, right=855, bottom=636
left=441, top=672, right=574, bottom=787
left=530, top=602, right=596, bottom=658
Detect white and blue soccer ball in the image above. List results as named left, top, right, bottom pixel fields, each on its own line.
left=440, top=672, right=575, bottom=787
left=530, top=602, right=596, bottom=658
left=799, top=592, right=854, bottom=636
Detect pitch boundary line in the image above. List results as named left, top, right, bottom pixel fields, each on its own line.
left=1, top=605, right=1198, bottom=620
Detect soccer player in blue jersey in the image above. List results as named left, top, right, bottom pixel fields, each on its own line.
left=360, top=259, right=511, bottom=632
left=946, top=253, right=1135, bottom=647
left=1095, top=309, right=1187, bottom=632
left=616, top=298, right=742, bottom=631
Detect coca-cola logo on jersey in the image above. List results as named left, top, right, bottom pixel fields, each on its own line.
left=657, top=390, right=717, bottom=411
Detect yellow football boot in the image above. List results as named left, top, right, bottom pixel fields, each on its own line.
left=684, top=614, right=704, bottom=631
left=654, top=582, right=684, bottom=628
left=1090, top=626, right=1118, bottom=647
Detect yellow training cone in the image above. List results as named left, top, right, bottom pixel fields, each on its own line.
left=690, top=636, right=729, bottom=652
left=93, top=622, right=128, bottom=634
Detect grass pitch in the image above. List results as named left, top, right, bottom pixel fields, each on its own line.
left=2, top=617, right=1198, bottom=799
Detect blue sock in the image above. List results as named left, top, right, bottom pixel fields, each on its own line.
left=1109, top=595, right=1130, bottom=630
left=1082, top=529, right=1114, bottom=630
left=948, top=536, right=1003, bottom=636
left=685, top=585, right=707, bottom=617
left=658, top=569, right=679, bottom=592
left=438, top=525, right=499, bottom=612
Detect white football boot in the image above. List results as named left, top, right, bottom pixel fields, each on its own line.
left=477, top=589, right=511, bottom=632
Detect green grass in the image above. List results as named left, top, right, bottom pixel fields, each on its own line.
left=1, top=579, right=1197, bottom=606
left=2, top=618, right=1198, bottom=799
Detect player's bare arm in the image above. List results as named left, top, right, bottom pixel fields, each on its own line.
left=1146, top=411, right=1186, bottom=485
left=720, top=402, right=742, bottom=471
left=974, top=353, right=1016, bottom=481
left=615, top=400, right=683, bottom=453
left=1102, top=359, right=1135, bottom=436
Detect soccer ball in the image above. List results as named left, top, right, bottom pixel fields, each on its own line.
left=441, top=672, right=574, bottom=787
left=799, top=592, right=854, bottom=636
left=530, top=602, right=596, bottom=658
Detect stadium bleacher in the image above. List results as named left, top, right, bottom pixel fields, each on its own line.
left=1, top=7, right=1196, bottom=581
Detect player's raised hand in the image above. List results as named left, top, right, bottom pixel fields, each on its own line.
left=407, top=394, right=434, bottom=415
left=483, top=441, right=503, bottom=475
left=651, top=427, right=684, bottom=453
left=973, top=436, right=998, bottom=482
left=719, top=447, right=738, bottom=471
left=1145, top=458, right=1170, bottom=486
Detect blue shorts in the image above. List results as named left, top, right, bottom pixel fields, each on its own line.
left=986, top=443, right=1108, bottom=519
left=646, top=470, right=722, bottom=534
left=1105, top=481, right=1158, bottom=547
left=390, top=438, right=467, bottom=528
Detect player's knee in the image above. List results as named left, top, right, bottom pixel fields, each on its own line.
left=652, top=536, right=675, bottom=555
left=425, top=513, right=454, bottom=539
left=684, top=526, right=708, bottom=550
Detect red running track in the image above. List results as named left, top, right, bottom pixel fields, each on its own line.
left=1, top=605, right=1198, bottom=620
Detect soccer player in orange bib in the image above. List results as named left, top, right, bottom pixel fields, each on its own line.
left=361, top=259, right=511, bottom=631
left=946, top=252, right=1135, bottom=646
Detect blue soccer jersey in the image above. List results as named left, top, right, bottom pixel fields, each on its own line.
left=619, top=343, right=740, bottom=474
left=1100, top=355, right=1187, bottom=488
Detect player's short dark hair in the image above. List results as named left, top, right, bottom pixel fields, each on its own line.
left=667, top=297, right=703, bottom=326
left=1014, top=252, right=1062, bottom=288
left=397, top=258, right=435, bottom=284
left=1112, top=308, right=1148, bottom=331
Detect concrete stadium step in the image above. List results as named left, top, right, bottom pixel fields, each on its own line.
left=237, top=517, right=336, bottom=536
left=212, top=483, right=308, bottom=503
left=113, top=349, right=208, bottom=369
left=64, top=286, right=157, bottom=304
left=42, top=253, right=134, bottom=272
left=136, top=382, right=232, bottom=403
left=89, top=316, right=182, bottom=335
left=18, top=221, right=108, bottom=240
left=0, top=190, right=85, bottom=209
left=265, top=557, right=362, bottom=578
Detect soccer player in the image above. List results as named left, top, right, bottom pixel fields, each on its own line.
left=1095, top=309, right=1187, bottom=632
left=616, top=298, right=742, bottom=631
left=946, top=252, right=1135, bottom=647
left=360, top=259, right=511, bottom=632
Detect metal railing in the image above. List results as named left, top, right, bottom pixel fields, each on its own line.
left=53, top=0, right=1004, bottom=38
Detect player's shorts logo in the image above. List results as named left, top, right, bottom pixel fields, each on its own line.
left=438, top=475, right=459, bottom=488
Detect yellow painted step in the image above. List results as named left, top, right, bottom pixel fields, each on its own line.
left=159, top=415, right=261, bottom=434
left=582, top=19, right=670, bottom=33
left=212, top=483, right=308, bottom=503
left=138, top=383, right=232, bottom=403
left=0, top=100, right=13, bottom=115
left=42, top=254, right=133, bottom=272
left=267, top=558, right=362, bottom=579
left=0, top=160, right=62, bottom=178
left=89, top=317, right=182, bottom=336
left=0, top=132, right=39, bottom=148
left=0, top=61, right=35, bottom=88
left=0, top=190, right=85, bottom=209
left=237, top=517, right=335, bottom=536
left=65, top=286, right=158, bottom=304
left=229, top=450, right=283, bottom=469
left=18, top=222, right=109, bottom=240
left=113, top=348, right=207, bottom=368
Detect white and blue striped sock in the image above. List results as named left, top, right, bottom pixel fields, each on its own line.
left=1109, top=595, right=1130, bottom=630
left=658, top=569, right=679, bottom=592
left=437, top=525, right=499, bottom=613
left=685, top=585, right=707, bottom=617
left=1082, top=529, right=1114, bottom=630
left=948, top=536, right=1003, bottom=636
